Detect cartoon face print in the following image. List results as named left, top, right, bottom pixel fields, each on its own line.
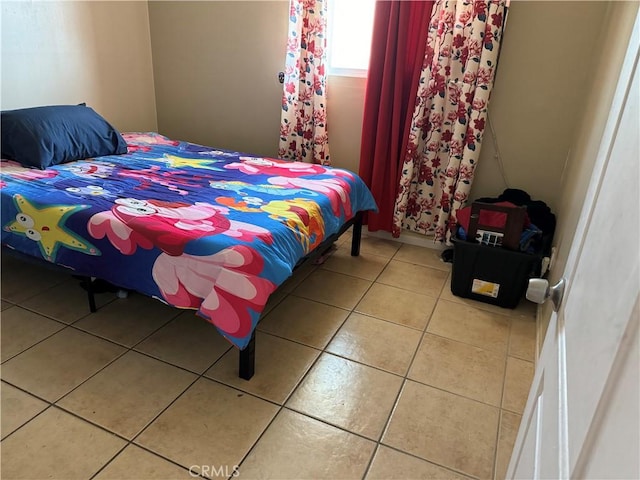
left=14, top=212, right=40, bottom=241
left=118, top=166, right=208, bottom=195
left=4, top=194, right=99, bottom=261
left=65, top=185, right=113, bottom=198
left=243, top=197, right=265, bottom=207
left=88, top=198, right=273, bottom=256
left=88, top=198, right=231, bottom=256
left=113, top=198, right=159, bottom=216
left=200, top=150, right=235, bottom=157
left=241, top=157, right=275, bottom=167
left=66, top=161, right=115, bottom=179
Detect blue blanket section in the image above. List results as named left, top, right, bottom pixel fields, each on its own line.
left=1, top=133, right=377, bottom=349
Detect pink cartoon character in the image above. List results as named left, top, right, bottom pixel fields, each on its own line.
left=0, top=160, right=59, bottom=181
left=122, top=132, right=180, bottom=147
left=225, top=156, right=356, bottom=217
left=153, top=246, right=276, bottom=338
left=227, top=157, right=329, bottom=177
left=118, top=166, right=206, bottom=195
left=88, top=198, right=273, bottom=256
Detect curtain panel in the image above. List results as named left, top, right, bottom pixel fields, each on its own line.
left=278, top=0, right=331, bottom=166
left=392, top=0, right=507, bottom=242
left=358, top=0, right=434, bottom=232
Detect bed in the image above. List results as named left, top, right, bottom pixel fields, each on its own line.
left=1, top=120, right=377, bottom=380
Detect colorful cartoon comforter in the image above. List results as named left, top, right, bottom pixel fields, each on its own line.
left=0, top=133, right=377, bottom=349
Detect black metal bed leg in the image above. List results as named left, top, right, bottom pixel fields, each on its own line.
left=83, top=277, right=97, bottom=313
left=351, top=212, right=363, bottom=257
left=239, top=331, right=256, bottom=380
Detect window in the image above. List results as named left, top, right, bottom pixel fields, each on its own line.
left=327, top=0, right=376, bottom=77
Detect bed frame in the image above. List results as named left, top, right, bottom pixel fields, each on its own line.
left=239, top=211, right=362, bottom=380
left=2, top=211, right=364, bottom=380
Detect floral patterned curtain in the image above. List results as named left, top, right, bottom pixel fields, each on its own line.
left=278, top=0, right=330, bottom=166
left=392, top=0, right=507, bottom=241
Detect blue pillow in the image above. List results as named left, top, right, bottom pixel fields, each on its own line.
left=1, top=104, right=128, bottom=169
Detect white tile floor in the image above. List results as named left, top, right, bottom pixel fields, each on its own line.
left=0, top=234, right=536, bottom=479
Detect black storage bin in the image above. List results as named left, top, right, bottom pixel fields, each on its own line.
left=450, top=237, right=541, bottom=309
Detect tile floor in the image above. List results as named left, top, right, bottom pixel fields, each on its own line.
left=0, top=233, right=537, bottom=480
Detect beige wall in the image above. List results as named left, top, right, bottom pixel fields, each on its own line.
left=471, top=1, right=610, bottom=212
left=327, top=75, right=367, bottom=173
left=1, top=1, right=157, bottom=132
left=538, top=1, right=639, bottom=336
left=148, top=1, right=288, bottom=158
left=148, top=0, right=366, bottom=173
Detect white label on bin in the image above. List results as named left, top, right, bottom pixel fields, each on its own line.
left=472, top=279, right=500, bottom=298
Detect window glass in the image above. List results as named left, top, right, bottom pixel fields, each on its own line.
left=327, top=0, right=376, bottom=76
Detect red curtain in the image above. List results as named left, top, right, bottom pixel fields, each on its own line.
left=358, top=0, right=434, bottom=232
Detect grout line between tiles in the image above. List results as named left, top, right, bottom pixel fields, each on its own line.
left=1, top=294, right=231, bottom=478
left=2, top=254, right=323, bottom=478
left=5, top=286, right=308, bottom=476
left=86, top=378, right=211, bottom=480
left=0, top=273, right=69, bottom=305
left=4, top=308, right=220, bottom=405
left=493, top=315, right=515, bottom=479
left=281, top=403, right=388, bottom=445
left=88, top=349, right=269, bottom=479
left=439, top=292, right=536, bottom=320
left=233, top=245, right=396, bottom=476
left=404, top=373, right=504, bottom=408
left=289, top=244, right=487, bottom=479
left=260, top=288, right=289, bottom=316
left=2, top=280, right=117, bottom=328
left=232, top=298, right=356, bottom=473
left=373, top=443, right=481, bottom=480
left=0, top=383, right=55, bottom=442
left=131, top=342, right=233, bottom=377
left=358, top=249, right=447, bottom=478
left=2, top=242, right=530, bottom=480
left=0, top=321, right=70, bottom=365
left=436, top=295, right=524, bottom=321
left=362, top=330, right=431, bottom=478
left=123, top=295, right=363, bottom=470
left=361, top=267, right=507, bottom=480
left=0, top=290, right=122, bottom=367
left=346, top=308, right=434, bottom=333
left=88, top=442, right=204, bottom=480
left=387, top=255, right=453, bottom=273
left=418, top=328, right=509, bottom=356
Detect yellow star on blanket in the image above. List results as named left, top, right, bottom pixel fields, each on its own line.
left=163, top=154, right=223, bottom=171
left=4, top=194, right=100, bottom=262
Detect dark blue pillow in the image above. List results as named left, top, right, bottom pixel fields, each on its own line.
left=1, top=104, right=128, bottom=169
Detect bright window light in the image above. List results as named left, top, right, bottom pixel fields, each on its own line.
left=327, top=0, right=376, bottom=76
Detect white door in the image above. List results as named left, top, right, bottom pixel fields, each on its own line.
left=506, top=13, right=640, bottom=480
